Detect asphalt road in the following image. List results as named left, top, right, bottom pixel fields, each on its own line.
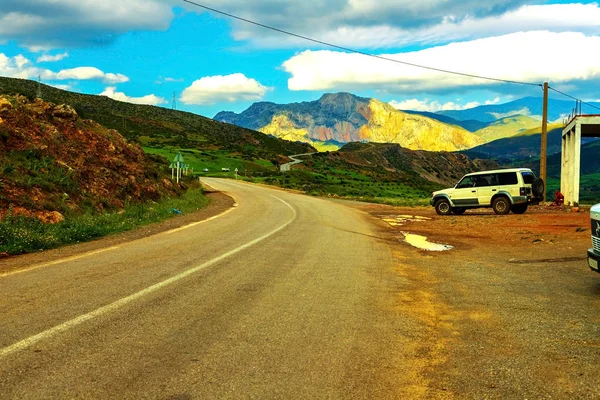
left=0, top=178, right=409, bottom=399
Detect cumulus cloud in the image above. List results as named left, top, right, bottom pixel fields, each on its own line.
left=282, top=31, right=600, bottom=94
left=203, top=0, right=533, bottom=45
left=55, top=67, right=129, bottom=84
left=0, top=0, right=173, bottom=49
left=100, top=86, right=167, bottom=106
left=190, top=1, right=600, bottom=49
left=37, top=52, right=68, bottom=63
left=0, top=54, right=53, bottom=80
left=0, top=54, right=129, bottom=85
left=180, top=73, right=269, bottom=106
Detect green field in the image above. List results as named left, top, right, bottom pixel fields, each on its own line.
left=143, top=147, right=277, bottom=177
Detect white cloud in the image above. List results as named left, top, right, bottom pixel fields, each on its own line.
left=282, top=31, right=600, bottom=94
left=155, top=76, right=185, bottom=84
left=389, top=99, right=486, bottom=112
left=55, top=67, right=129, bottom=84
left=0, top=0, right=174, bottom=49
left=48, top=83, right=72, bottom=91
left=195, top=2, right=600, bottom=49
left=0, top=53, right=53, bottom=80
left=37, top=52, right=68, bottom=63
left=180, top=73, right=269, bottom=106
left=104, top=73, right=129, bottom=84
left=100, top=86, right=167, bottom=106
left=0, top=54, right=129, bottom=85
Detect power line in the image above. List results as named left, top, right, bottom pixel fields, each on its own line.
left=182, top=0, right=542, bottom=88
left=548, top=86, right=600, bottom=112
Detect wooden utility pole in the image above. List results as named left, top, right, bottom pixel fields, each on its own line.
left=540, top=82, right=549, bottom=202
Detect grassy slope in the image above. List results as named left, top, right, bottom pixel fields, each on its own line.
left=474, top=115, right=543, bottom=143
left=0, top=77, right=315, bottom=160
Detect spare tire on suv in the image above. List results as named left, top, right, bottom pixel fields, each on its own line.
left=532, top=178, right=545, bottom=199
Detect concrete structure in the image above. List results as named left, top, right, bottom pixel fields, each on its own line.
left=561, top=115, right=600, bottom=205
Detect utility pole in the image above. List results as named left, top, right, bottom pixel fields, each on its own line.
left=540, top=82, right=549, bottom=202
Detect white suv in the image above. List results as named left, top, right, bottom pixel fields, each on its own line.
left=430, top=168, right=544, bottom=215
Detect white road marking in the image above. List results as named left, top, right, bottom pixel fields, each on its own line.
left=0, top=187, right=239, bottom=278
left=0, top=196, right=297, bottom=359
left=163, top=201, right=237, bottom=235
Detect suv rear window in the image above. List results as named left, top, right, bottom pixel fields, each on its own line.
left=498, top=172, right=518, bottom=185
left=521, top=171, right=535, bottom=184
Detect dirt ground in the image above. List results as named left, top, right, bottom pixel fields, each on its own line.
left=351, top=202, right=600, bottom=399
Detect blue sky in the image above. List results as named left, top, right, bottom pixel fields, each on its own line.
left=1, top=1, right=599, bottom=118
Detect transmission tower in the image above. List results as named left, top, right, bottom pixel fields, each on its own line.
left=36, top=75, right=42, bottom=99
left=172, top=91, right=177, bottom=110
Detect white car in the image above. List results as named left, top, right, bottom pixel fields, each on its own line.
left=587, top=204, right=600, bottom=274
left=430, top=168, right=544, bottom=215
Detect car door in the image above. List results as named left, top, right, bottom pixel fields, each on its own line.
left=476, top=173, right=498, bottom=206
left=450, top=176, right=479, bottom=206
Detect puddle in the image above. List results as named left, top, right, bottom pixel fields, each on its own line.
left=401, top=232, right=453, bottom=251
left=381, top=215, right=431, bottom=226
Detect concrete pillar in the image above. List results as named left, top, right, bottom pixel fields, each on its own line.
left=561, top=130, right=567, bottom=200
left=573, top=122, right=582, bottom=205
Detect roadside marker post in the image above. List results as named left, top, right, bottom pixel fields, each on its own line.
left=235, top=168, right=239, bottom=179
left=172, top=152, right=185, bottom=184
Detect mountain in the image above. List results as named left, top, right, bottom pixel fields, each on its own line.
left=0, top=94, right=180, bottom=219
left=473, top=115, right=544, bottom=142
left=0, top=77, right=315, bottom=159
left=437, top=96, right=599, bottom=123
left=215, top=93, right=484, bottom=152
left=401, top=110, right=490, bottom=132
left=462, top=125, right=564, bottom=161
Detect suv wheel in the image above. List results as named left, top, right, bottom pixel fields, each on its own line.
left=452, top=207, right=466, bottom=215
left=435, top=199, right=452, bottom=216
left=511, top=204, right=528, bottom=214
left=532, top=178, right=545, bottom=198
left=492, top=196, right=511, bottom=215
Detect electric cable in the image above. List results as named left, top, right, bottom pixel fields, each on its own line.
left=183, top=0, right=542, bottom=88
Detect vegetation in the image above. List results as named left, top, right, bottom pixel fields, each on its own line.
left=0, top=77, right=314, bottom=158
left=0, top=185, right=208, bottom=255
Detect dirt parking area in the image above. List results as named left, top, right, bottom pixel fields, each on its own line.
left=353, top=203, right=600, bottom=399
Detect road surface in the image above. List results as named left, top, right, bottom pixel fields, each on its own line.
left=0, top=178, right=410, bottom=399
left=279, top=153, right=314, bottom=172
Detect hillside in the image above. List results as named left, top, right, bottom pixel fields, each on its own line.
left=216, top=93, right=484, bottom=152
left=462, top=124, right=565, bottom=161
left=0, top=77, right=315, bottom=159
left=334, top=142, right=497, bottom=187
left=0, top=94, right=180, bottom=220
left=402, top=110, right=489, bottom=132
left=474, top=115, right=543, bottom=142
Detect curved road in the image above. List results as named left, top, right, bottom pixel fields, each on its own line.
left=0, top=178, right=408, bottom=399
left=279, top=153, right=314, bottom=172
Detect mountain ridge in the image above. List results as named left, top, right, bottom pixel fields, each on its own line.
left=216, top=92, right=484, bottom=152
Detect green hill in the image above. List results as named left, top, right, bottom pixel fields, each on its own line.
left=0, top=77, right=315, bottom=161
left=474, top=115, right=543, bottom=143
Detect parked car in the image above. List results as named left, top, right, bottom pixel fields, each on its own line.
left=202, top=168, right=209, bottom=172
left=430, top=168, right=544, bottom=215
left=221, top=167, right=230, bottom=172
left=587, top=204, right=600, bottom=274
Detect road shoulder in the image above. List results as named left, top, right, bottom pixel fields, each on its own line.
left=0, top=190, right=235, bottom=274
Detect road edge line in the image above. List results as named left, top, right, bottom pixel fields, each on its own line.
left=0, top=196, right=296, bottom=359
